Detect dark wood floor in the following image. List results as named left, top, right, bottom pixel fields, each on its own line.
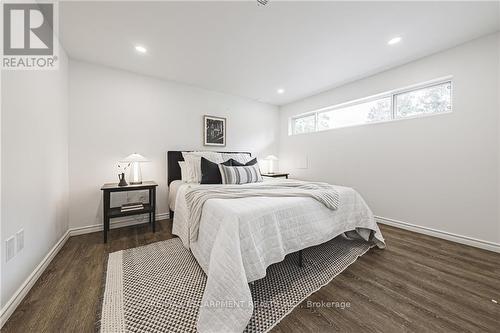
left=3, top=220, right=499, bottom=332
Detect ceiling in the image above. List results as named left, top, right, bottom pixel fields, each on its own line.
left=59, top=1, right=499, bottom=106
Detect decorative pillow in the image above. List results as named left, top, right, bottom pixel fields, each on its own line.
left=200, top=157, right=232, bottom=184
left=229, top=157, right=258, bottom=166
left=182, top=156, right=197, bottom=182
left=182, top=151, right=224, bottom=183
left=178, top=161, right=189, bottom=182
left=219, top=164, right=263, bottom=184
left=222, top=153, right=252, bottom=165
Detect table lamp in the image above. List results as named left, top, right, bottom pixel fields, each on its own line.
left=264, top=155, right=279, bottom=174
left=121, top=153, right=149, bottom=184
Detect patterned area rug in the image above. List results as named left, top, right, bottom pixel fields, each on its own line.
left=98, top=236, right=372, bottom=333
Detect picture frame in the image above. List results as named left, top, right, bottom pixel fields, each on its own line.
left=204, top=115, right=226, bottom=146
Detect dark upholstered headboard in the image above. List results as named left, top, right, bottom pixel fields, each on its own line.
left=167, top=151, right=251, bottom=185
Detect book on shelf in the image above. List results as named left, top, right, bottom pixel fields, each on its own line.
left=121, top=207, right=144, bottom=212
left=121, top=202, right=144, bottom=212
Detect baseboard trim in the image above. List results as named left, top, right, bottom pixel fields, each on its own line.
left=375, top=215, right=500, bottom=253
left=69, top=212, right=169, bottom=236
left=0, top=229, right=71, bottom=328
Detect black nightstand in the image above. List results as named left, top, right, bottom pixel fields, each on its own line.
left=262, top=173, right=289, bottom=179
left=100, top=181, right=158, bottom=243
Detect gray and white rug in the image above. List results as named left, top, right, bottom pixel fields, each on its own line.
left=98, top=236, right=372, bottom=333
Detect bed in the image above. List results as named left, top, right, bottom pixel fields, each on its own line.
left=166, top=151, right=385, bottom=333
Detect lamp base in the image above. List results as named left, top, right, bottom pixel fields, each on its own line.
left=129, top=162, right=143, bottom=185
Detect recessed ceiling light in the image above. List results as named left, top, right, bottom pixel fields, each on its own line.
left=135, top=45, right=147, bottom=54
left=387, top=37, right=402, bottom=45
left=277, top=88, right=285, bottom=94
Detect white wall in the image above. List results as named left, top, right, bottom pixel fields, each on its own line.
left=1, top=51, right=69, bottom=307
left=68, top=60, right=279, bottom=229
left=279, top=33, right=500, bottom=244
left=497, top=33, right=500, bottom=245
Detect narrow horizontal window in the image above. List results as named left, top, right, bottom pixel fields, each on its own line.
left=394, top=81, right=452, bottom=119
left=290, top=78, right=452, bottom=135
left=292, top=114, right=316, bottom=134
left=317, top=97, right=391, bottom=130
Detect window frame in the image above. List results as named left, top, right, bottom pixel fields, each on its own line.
left=290, top=77, right=453, bottom=135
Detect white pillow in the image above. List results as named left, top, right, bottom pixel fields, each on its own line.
left=178, top=161, right=188, bottom=182
left=222, top=153, right=252, bottom=164
left=182, top=151, right=225, bottom=183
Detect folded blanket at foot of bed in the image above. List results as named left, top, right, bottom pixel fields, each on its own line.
left=185, top=180, right=341, bottom=243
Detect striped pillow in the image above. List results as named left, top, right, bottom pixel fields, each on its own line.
left=219, top=164, right=263, bottom=184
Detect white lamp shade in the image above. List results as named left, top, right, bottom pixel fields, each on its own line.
left=120, top=153, right=149, bottom=163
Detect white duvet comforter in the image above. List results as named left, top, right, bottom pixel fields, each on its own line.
left=172, top=179, right=385, bottom=333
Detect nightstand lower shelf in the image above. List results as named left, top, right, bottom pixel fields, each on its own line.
left=108, top=204, right=153, bottom=218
